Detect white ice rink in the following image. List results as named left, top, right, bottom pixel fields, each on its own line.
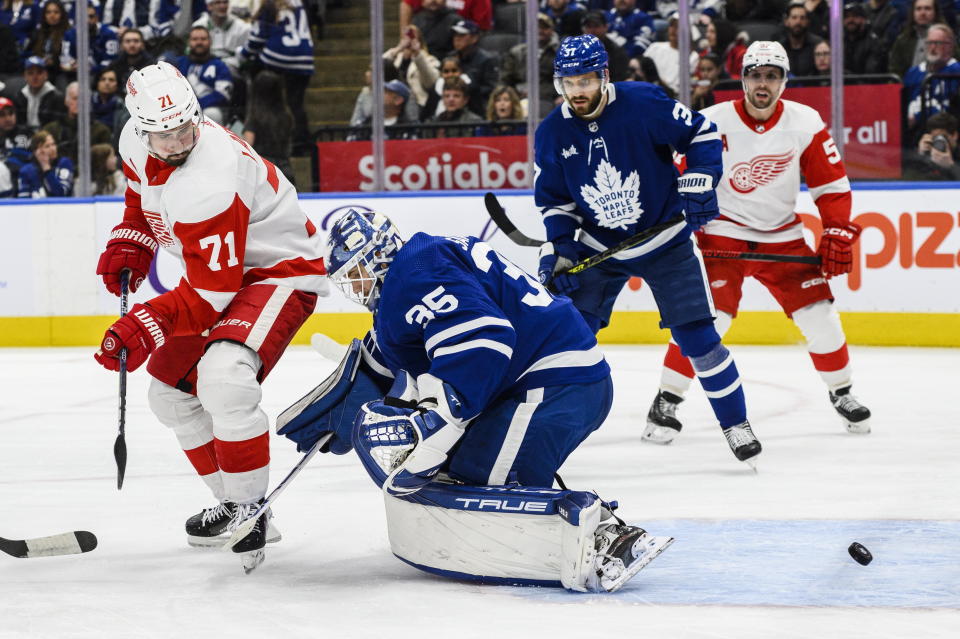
left=1, top=344, right=958, bottom=638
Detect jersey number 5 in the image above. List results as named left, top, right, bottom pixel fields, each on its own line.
left=199, top=232, right=239, bottom=271
left=822, top=137, right=841, bottom=164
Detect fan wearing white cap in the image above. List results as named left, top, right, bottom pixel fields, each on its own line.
left=646, top=41, right=871, bottom=446
left=93, top=61, right=329, bottom=573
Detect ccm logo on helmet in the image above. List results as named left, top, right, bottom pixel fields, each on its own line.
left=161, top=111, right=183, bottom=122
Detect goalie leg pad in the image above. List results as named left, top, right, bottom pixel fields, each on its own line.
left=385, top=483, right=602, bottom=589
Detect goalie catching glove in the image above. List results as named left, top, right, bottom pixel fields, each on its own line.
left=354, top=373, right=469, bottom=496
left=817, top=222, right=861, bottom=278
left=94, top=303, right=169, bottom=372
left=677, top=172, right=719, bottom=230
left=96, top=220, right=158, bottom=295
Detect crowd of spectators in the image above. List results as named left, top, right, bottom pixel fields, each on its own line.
left=1, top=0, right=327, bottom=197
left=4, top=0, right=960, bottom=196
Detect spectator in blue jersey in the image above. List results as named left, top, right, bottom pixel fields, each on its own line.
left=0, top=0, right=40, bottom=50
left=904, top=23, right=960, bottom=136
left=24, top=0, right=70, bottom=90
left=173, top=26, right=233, bottom=124
left=91, top=68, right=123, bottom=130
left=241, top=0, right=315, bottom=152
left=193, top=0, right=250, bottom=77
left=606, top=0, right=655, bottom=58
left=475, top=84, right=526, bottom=136
left=17, top=129, right=73, bottom=197
left=545, top=0, right=588, bottom=39
left=63, top=4, right=121, bottom=77
left=12, top=56, right=65, bottom=130
left=450, top=19, right=498, bottom=116
left=534, top=35, right=761, bottom=465
left=101, top=0, right=181, bottom=44
left=107, top=28, right=156, bottom=93
left=500, top=12, right=561, bottom=119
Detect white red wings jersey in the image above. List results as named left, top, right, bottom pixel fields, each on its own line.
left=699, top=99, right=852, bottom=243
left=119, top=118, right=328, bottom=334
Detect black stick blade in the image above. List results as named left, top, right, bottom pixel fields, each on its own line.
left=0, top=531, right=98, bottom=558
left=114, top=433, right=127, bottom=490
left=483, top=192, right=543, bottom=247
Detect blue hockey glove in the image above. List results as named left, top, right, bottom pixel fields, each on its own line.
left=678, top=172, right=719, bottom=231
left=276, top=339, right=387, bottom=454
left=537, top=239, right=580, bottom=295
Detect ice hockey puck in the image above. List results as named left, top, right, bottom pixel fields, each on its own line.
left=848, top=542, right=872, bottom=565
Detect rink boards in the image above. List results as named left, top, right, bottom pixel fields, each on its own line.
left=0, top=185, right=958, bottom=346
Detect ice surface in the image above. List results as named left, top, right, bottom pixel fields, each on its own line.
left=1, top=345, right=958, bottom=638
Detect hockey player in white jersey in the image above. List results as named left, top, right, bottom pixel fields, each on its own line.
left=93, top=62, right=328, bottom=572
left=645, top=41, right=871, bottom=445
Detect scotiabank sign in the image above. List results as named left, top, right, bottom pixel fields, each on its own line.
left=714, top=83, right=902, bottom=179
left=317, top=137, right=529, bottom=191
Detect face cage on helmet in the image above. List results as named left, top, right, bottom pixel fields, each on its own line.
left=329, top=236, right=396, bottom=310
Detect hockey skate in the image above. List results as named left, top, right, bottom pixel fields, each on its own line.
left=643, top=391, right=684, bottom=444
left=593, top=524, right=674, bottom=593
left=186, top=502, right=280, bottom=549
left=722, top=421, right=761, bottom=467
left=829, top=386, right=871, bottom=434
left=229, top=500, right=269, bottom=574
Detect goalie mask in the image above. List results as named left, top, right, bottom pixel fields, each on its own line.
left=125, top=62, right=203, bottom=164
left=325, top=209, right=404, bottom=311
left=740, top=41, right=790, bottom=105
left=553, top=35, right=610, bottom=119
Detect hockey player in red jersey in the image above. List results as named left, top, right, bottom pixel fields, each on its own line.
left=645, top=41, right=871, bottom=445
left=93, top=62, right=328, bottom=572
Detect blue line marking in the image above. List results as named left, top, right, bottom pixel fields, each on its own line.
left=510, top=519, right=960, bottom=607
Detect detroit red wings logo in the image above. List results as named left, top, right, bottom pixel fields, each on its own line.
left=729, top=150, right=795, bottom=194
left=143, top=210, right=175, bottom=247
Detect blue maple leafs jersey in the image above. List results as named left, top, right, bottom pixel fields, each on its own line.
left=534, top=81, right=722, bottom=262
left=369, top=233, right=610, bottom=420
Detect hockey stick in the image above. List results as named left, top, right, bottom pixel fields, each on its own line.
left=0, top=531, right=98, bottom=559
left=484, top=192, right=687, bottom=276
left=701, top=250, right=821, bottom=265
left=114, top=271, right=129, bottom=490
left=222, top=432, right=333, bottom=550
left=484, top=192, right=543, bottom=247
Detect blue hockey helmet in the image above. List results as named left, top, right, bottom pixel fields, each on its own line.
left=325, top=209, right=403, bottom=310
left=553, top=35, right=608, bottom=79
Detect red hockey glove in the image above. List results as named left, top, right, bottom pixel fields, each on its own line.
left=94, top=304, right=169, bottom=373
left=817, top=222, right=861, bottom=278
left=96, top=221, right=158, bottom=296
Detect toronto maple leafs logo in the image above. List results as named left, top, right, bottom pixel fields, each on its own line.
left=729, top=150, right=795, bottom=194
left=579, top=159, right=643, bottom=230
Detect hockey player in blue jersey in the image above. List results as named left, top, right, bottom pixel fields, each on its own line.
left=534, top=34, right=760, bottom=465
left=277, top=209, right=674, bottom=592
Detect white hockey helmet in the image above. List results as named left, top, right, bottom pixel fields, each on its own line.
left=741, top=41, right=790, bottom=102
left=125, top=61, right=203, bottom=158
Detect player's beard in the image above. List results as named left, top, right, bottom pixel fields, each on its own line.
left=570, top=90, right=602, bottom=117
left=159, top=150, right=192, bottom=166
left=747, top=85, right=778, bottom=111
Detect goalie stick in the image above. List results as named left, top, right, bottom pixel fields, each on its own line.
left=0, top=531, right=97, bottom=559
left=702, top=250, right=821, bottom=265
left=222, top=433, right=333, bottom=550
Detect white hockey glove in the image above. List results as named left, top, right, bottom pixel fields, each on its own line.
left=383, top=374, right=470, bottom=497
